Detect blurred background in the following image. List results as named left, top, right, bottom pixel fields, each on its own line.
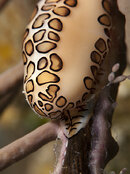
left=0, top=0, right=130, bottom=174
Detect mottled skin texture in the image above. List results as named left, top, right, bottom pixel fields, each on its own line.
left=23, top=0, right=111, bottom=138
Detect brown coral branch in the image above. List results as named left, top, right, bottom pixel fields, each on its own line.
left=0, top=61, right=23, bottom=114
left=89, top=85, right=119, bottom=174
left=0, top=61, right=23, bottom=98
left=0, top=120, right=59, bottom=171
left=0, top=90, right=17, bottom=113
left=0, top=0, right=9, bottom=10
left=62, top=85, right=119, bottom=174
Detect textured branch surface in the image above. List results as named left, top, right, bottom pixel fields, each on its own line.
left=0, top=61, right=23, bottom=114
left=0, top=121, right=59, bottom=171
left=89, top=86, right=119, bottom=174
left=0, top=61, right=23, bottom=97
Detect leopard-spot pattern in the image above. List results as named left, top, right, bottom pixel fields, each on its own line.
left=23, top=0, right=112, bottom=137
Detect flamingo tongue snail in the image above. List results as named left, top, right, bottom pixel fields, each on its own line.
left=22, top=0, right=111, bottom=138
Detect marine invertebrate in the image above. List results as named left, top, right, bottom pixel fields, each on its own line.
left=23, top=0, right=111, bottom=138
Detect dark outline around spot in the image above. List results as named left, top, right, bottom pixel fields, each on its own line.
left=95, top=38, right=107, bottom=53
left=37, top=57, right=48, bottom=70
left=83, top=76, right=94, bottom=90
left=46, top=84, right=60, bottom=102
left=26, top=79, right=34, bottom=94
left=50, top=53, right=63, bottom=72
left=25, top=39, right=34, bottom=56
left=27, top=61, right=35, bottom=77
left=52, top=6, right=70, bottom=17
left=41, top=4, right=56, bottom=11
left=56, top=96, right=67, bottom=108
left=33, top=29, right=46, bottom=43
left=48, top=31, right=60, bottom=42
left=64, top=0, right=77, bottom=7
left=48, top=18, right=63, bottom=32
left=102, top=0, right=111, bottom=14
left=38, top=100, right=43, bottom=107
left=45, top=103, right=53, bottom=111
left=98, top=14, right=111, bottom=27
left=36, top=70, right=60, bottom=86
left=32, top=13, right=50, bottom=29
left=22, top=51, right=27, bottom=65
left=36, top=41, right=57, bottom=54
left=27, top=94, right=33, bottom=106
